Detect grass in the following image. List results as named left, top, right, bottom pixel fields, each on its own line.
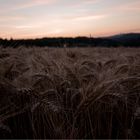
left=0, top=46, right=140, bottom=139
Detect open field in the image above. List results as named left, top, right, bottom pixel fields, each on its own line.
left=0, top=46, right=140, bottom=139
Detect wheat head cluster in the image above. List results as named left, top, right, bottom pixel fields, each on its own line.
left=0, top=46, right=140, bottom=139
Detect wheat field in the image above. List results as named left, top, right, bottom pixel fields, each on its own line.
left=0, top=46, right=140, bottom=139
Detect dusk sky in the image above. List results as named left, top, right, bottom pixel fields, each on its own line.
left=0, top=0, right=140, bottom=39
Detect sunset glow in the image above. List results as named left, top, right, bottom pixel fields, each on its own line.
left=0, top=0, right=140, bottom=39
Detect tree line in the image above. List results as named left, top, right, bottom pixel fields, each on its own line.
left=0, top=34, right=140, bottom=47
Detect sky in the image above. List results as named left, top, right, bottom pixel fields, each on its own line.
left=0, top=0, right=140, bottom=39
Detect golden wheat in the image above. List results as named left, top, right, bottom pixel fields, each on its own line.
left=0, top=47, right=140, bottom=139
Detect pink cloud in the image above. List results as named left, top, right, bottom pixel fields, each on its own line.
left=121, top=1, right=140, bottom=12
left=0, top=15, right=26, bottom=22
left=66, top=14, right=108, bottom=21
left=14, top=0, right=58, bottom=9
left=69, top=0, right=100, bottom=8
left=107, top=1, right=140, bottom=14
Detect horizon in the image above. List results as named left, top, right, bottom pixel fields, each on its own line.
left=0, top=32, right=140, bottom=40
left=0, top=0, right=140, bottom=39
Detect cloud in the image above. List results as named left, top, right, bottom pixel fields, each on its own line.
left=14, top=25, right=35, bottom=29
left=107, top=1, right=140, bottom=13
left=82, top=0, right=101, bottom=4
left=47, top=29, right=63, bottom=35
left=0, top=0, right=58, bottom=12
left=0, top=15, right=26, bottom=22
left=121, top=1, right=140, bottom=12
left=68, top=14, right=108, bottom=21
left=13, top=22, right=46, bottom=29
left=15, top=0, right=58, bottom=9
left=69, top=0, right=100, bottom=8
